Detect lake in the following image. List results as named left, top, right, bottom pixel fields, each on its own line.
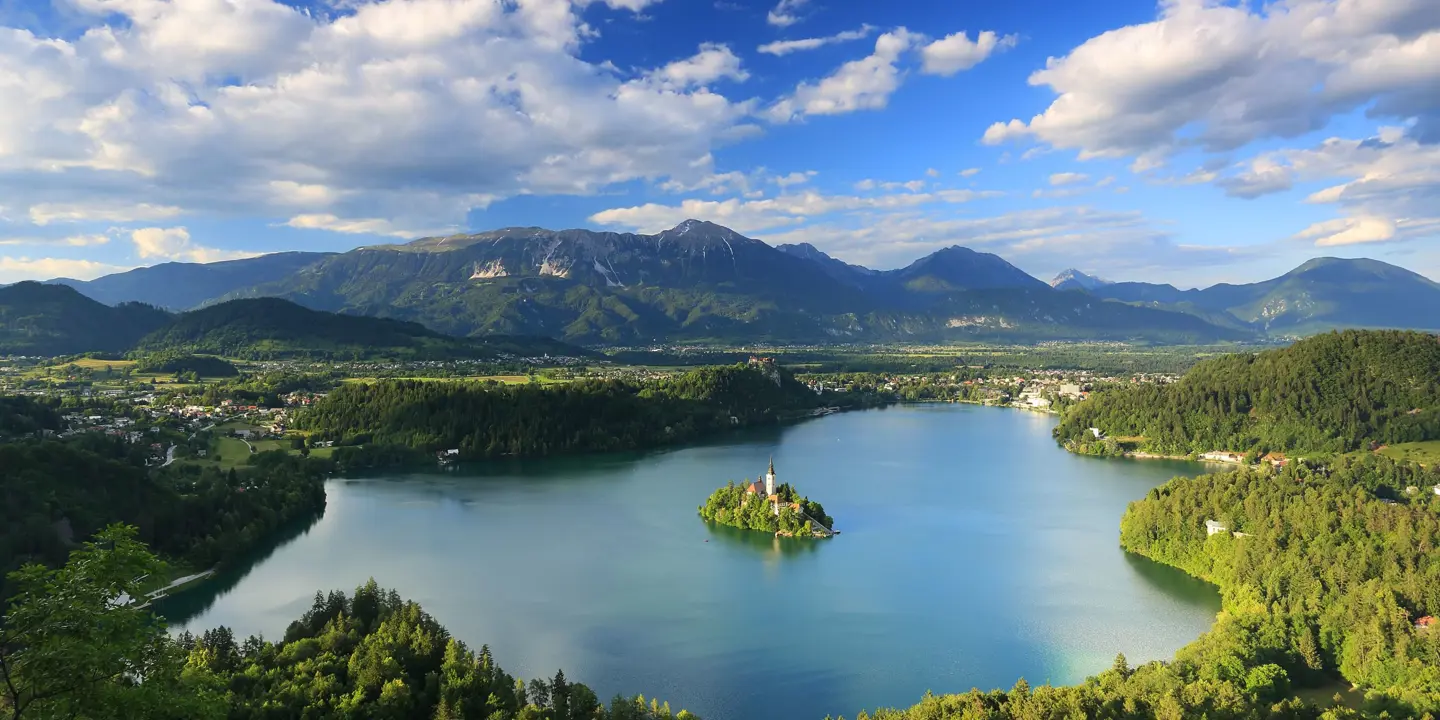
left=163, top=404, right=1220, bottom=720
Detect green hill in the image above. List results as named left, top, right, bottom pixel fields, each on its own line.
left=135, top=297, right=582, bottom=360
left=1055, top=329, right=1440, bottom=456
left=298, top=363, right=860, bottom=459
left=0, top=282, right=171, bottom=356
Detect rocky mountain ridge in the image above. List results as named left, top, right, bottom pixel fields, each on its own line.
left=35, top=220, right=1440, bottom=344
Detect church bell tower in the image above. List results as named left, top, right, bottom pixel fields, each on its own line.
left=764, top=456, right=776, bottom=497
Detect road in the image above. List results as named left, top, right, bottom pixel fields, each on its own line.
left=160, top=444, right=177, bottom=467
left=133, top=569, right=217, bottom=608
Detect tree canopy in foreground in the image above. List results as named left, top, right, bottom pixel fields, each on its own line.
left=1, top=525, right=697, bottom=720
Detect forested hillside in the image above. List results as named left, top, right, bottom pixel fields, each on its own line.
left=841, top=455, right=1440, bottom=719
left=0, top=282, right=171, bottom=356
left=0, top=433, right=326, bottom=599
left=1, top=286, right=586, bottom=360
left=134, top=297, right=549, bottom=360
left=0, top=396, right=61, bottom=440
left=1055, top=330, right=1440, bottom=456
left=1120, top=456, right=1440, bottom=712
left=299, top=364, right=862, bottom=460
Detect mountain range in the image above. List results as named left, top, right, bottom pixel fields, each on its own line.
left=218, top=220, right=1240, bottom=344
left=1056, top=257, right=1440, bottom=335
left=0, top=283, right=581, bottom=359
left=49, top=252, right=333, bottom=310
left=17, top=219, right=1440, bottom=349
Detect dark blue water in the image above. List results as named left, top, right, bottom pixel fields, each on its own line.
left=165, top=404, right=1220, bottom=720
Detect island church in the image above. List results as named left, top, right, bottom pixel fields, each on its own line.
left=744, top=458, right=790, bottom=515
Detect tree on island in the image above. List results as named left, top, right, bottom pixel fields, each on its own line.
left=698, top=480, right=833, bottom=537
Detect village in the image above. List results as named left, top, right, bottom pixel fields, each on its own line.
left=795, top=366, right=1181, bottom=414
left=0, top=347, right=1193, bottom=470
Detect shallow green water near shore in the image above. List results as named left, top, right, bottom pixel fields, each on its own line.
left=163, top=404, right=1220, bottom=720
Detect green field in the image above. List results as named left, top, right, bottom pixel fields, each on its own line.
left=250, top=438, right=287, bottom=454
left=66, top=358, right=137, bottom=370
left=210, top=436, right=253, bottom=469
left=340, top=374, right=562, bottom=385
left=1376, top=440, right=1440, bottom=467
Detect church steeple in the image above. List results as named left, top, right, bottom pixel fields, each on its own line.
left=764, top=456, right=776, bottom=497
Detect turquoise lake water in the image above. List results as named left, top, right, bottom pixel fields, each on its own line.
left=164, top=404, right=1221, bottom=720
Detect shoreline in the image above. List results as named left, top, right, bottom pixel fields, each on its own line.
left=332, top=398, right=896, bottom=474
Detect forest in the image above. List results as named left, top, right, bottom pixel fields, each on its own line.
left=133, top=352, right=241, bottom=378
left=0, top=527, right=698, bottom=720
left=297, top=363, right=877, bottom=461
left=1054, top=330, right=1440, bottom=456
left=698, top=481, right=834, bottom=537
left=0, top=433, right=326, bottom=599
left=0, top=396, right=61, bottom=440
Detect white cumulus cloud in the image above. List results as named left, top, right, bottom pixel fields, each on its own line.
left=28, top=203, right=183, bottom=226
left=920, top=30, right=1017, bottom=76
left=284, top=214, right=445, bottom=239
left=766, top=29, right=916, bottom=122
left=589, top=187, right=998, bottom=235
left=758, top=206, right=1260, bottom=276
left=767, top=0, right=808, bottom=27
left=1049, top=172, right=1089, bottom=186
left=0, top=0, right=749, bottom=237
left=982, top=0, right=1440, bottom=165
left=130, top=227, right=258, bottom=263
left=1217, top=129, right=1440, bottom=248
left=651, top=43, right=749, bottom=88
left=758, top=25, right=874, bottom=55
left=1294, top=216, right=1397, bottom=246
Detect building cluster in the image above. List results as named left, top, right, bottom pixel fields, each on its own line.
left=797, top=368, right=1173, bottom=412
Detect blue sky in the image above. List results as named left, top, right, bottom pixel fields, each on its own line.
left=1, top=0, right=1437, bottom=287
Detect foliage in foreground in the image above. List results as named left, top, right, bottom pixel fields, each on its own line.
left=0, top=526, right=223, bottom=720
left=1055, top=330, right=1440, bottom=456
left=0, top=526, right=697, bottom=720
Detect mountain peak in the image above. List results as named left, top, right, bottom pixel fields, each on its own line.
left=664, top=219, right=736, bottom=237
left=1051, top=269, right=1112, bottom=292
left=896, top=246, right=1046, bottom=291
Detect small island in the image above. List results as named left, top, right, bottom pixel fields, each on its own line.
left=699, top=459, right=836, bottom=538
